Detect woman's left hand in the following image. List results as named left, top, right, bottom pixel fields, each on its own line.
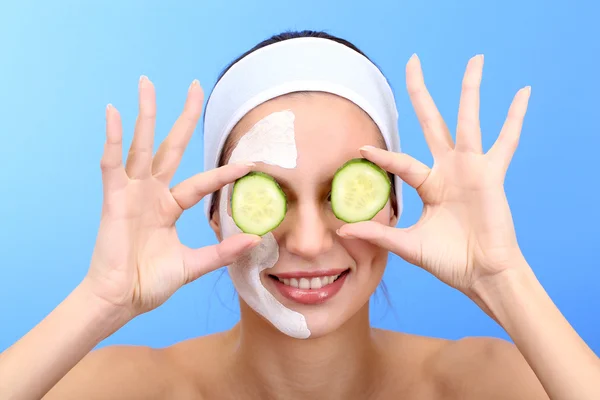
left=339, top=54, right=600, bottom=400
left=337, top=54, right=532, bottom=295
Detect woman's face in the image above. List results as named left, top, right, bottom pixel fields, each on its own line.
left=210, top=93, right=397, bottom=338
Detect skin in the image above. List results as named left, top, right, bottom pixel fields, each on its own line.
left=0, top=54, right=598, bottom=400
left=213, top=91, right=395, bottom=339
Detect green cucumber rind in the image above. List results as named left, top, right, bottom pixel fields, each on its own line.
left=231, top=171, right=287, bottom=236
left=331, top=158, right=391, bottom=223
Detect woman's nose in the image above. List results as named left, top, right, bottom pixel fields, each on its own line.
left=281, top=201, right=334, bottom=260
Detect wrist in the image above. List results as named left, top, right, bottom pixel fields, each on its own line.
left=74, top=279, right=133, bottom=339
left=471, top=253, right=532, bottom=295
left=470, top=259, right=541, bottom=325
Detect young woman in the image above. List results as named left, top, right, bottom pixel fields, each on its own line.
left=1, top=30, right=598, bottom=400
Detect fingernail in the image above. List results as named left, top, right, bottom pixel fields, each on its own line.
left=139, top=75, right=149, bottom=87
left=189, top=79, right=199, bottom=91
left=235, top=161, right=255, bottom=167
left=360, top=145, right=375, bottom=152
left=106, top=103, right=113, bottom=112
left=336, top=229, right=352, bottom=238
left=524, top=85, right=531, bottom=95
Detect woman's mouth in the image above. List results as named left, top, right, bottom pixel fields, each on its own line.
left=268, top=269, right=350, bottom=305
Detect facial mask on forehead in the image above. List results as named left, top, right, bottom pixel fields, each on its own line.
left=218, top=110, right=311, bottom=339
left=203, top=37, right=403, bottom=222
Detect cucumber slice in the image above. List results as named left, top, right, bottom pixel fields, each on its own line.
left=231, top=172, right=287, bottom=236
left=331, top=158, right=391, bottom=223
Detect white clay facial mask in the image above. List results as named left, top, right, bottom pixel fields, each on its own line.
left=219, top=110, right=311, bottom=339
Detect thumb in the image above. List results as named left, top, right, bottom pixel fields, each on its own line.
left=337, top=221, right=421, bottom=266
left=181, top=233, right=261, bottom=284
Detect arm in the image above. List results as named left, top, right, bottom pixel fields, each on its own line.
left=0, top=78, right=257, bottom=400
left=0, top=282, right=128, bottom=400
left=472, top=261, right=600, bottom=399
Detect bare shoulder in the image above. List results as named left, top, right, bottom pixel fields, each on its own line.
left=372, top=330, right=548, bottom=399
left=162, top=330, right=236, bottom=395
left=431, top=336, right=549, bottom=399
left=45, top=344, right=194, bottom=400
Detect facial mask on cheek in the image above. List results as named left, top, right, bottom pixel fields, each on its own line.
left=218, top=110, right=311, bottom=339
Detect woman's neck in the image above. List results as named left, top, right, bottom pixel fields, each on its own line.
left=229, top=302, right=386, bottom=400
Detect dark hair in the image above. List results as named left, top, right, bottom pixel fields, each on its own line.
left=216, top=30, right=372, bottom=80
left=207, top=30, right=395, bottom=217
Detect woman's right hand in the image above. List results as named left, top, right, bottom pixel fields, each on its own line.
left=85, top=76, right=260, bottom=319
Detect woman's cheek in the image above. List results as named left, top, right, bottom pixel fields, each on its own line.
left=342, top=238, right=387, bottom=270
left=339, top=204, right=393, bottom=273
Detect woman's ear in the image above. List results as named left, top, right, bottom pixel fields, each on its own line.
left=210, top=211, right=223, bottom=242
left=389, top=207, right=399, bottom=227
left=209, top=196, right=223, bottom=241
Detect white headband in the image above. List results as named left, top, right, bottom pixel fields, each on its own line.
left=203, top=37, right=402, bottom=219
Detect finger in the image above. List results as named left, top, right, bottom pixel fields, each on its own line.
left=487, top=86, right=531, bottom=171
left=152, top=80, right=204, bottom=184
left=100, top=104, right=128, bottom=194
left=126, top=75, right=156, bottom=179
left=406, top=54, right=454, bottom=158
left=182, top=233, right=261, bottom=284
left=456, top=55, right=484, bottom=153
left=359, top=146, right=430, bottom=190
left=337, top=221, right=421, bottom=266
left=170, top=162, right=254, bottom=210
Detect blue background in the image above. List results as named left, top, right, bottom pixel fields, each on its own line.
left=1, top=0, right=598, bottom=354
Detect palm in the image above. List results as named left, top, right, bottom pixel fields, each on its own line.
left=89, top=181, right=185, bottom=313
left=84, top=78, right=258, bottom=316
left=341, top=54, right=531, bottom=292
left=410, top=152, right=519, bottom=289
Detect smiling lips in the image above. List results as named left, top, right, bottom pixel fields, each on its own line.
left=269, top=269, right=350, bottom=305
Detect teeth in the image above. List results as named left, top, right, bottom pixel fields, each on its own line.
left=299, top=278, right=310, bottom=289
left=310, top=277, right=322, bottom=289
left=277, top=273, right=343, bottom=289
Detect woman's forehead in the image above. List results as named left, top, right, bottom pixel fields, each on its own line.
left=228, top=93, right=384, bottom=159
left=223, top=93, right=385, bottom=189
